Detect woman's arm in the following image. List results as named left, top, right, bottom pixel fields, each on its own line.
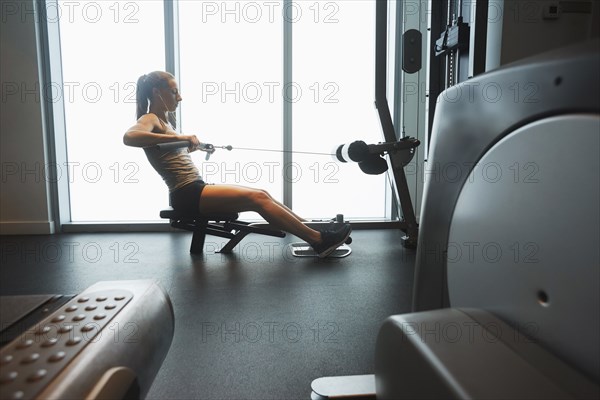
left=123, top=114, right=201, bottom=150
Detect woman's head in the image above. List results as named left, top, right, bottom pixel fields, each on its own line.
left=136, top=71, right=182, bottom=124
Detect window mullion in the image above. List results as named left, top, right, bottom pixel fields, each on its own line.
left=37, top=0, right=71, bottom=231
left=283, top=0, right=293, bottom=209
left=165, top=0, right=181, bottom=129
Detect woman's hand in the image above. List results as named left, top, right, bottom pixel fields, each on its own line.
left=181, top=135, right=202, bottom=153
left=180, top=135, right=216, bottom=158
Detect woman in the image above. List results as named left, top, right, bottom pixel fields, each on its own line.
left=123, top=71, right=351, bottom=258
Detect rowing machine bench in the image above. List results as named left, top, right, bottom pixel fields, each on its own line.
left=160, top=207, right=286, bottom=254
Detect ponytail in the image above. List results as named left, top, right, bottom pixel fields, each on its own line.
left=136, top=74, right=150, bottom=120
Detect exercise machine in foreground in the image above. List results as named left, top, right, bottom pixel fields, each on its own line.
left=0, top=280, right=174, bottom=400
left=310, top=16, right=600, bottom=400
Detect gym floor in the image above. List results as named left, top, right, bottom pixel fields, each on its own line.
left=0, top=229, right=415, bottom=399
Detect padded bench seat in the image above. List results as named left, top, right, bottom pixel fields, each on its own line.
left=160, top=208, right=239, bottom=222
left=160, top=208, right=285, bottom=254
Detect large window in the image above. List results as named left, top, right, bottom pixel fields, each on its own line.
left=56, top=0, right=390, bottom=223
left=292, top=1, right=385, bottom=220
left=58, top=0, right=166, bottom=221
left=179, top=0, right=283, bottom=221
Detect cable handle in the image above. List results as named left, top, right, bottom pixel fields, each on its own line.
left=200, top=143, right=233, bottom=160
left=149, top=141, right=232, bottom=161
left=152, top=141, right=190, bottom=152
left=203, top=144, right=233, bottom=151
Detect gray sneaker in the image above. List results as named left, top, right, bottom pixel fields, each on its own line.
left=311, top=224, right=352, bottom=258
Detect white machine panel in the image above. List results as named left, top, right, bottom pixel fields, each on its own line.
left=447, top=115, right=600, bottom=381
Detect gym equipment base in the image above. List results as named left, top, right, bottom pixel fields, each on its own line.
left=290, top=242, right=352, bottom=258
left=311, top=374, right=375, bottom=399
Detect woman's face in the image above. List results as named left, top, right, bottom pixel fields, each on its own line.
left=156, top=79, right=182, bottom=112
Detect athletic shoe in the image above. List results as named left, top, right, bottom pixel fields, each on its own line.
left=312, top=221, right=339, bottom=232
left=311, top=224, right=352, bottom=258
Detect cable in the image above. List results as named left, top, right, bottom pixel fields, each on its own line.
left=228, top=147, right=334, bottom=157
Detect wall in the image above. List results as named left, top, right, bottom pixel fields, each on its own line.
left=0, top=0, right=54, bottom=234
left=499, top=0, right=598, bottom=66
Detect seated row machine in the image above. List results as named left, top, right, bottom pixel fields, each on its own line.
left=147, top=140, right=288, bottom=255
left=151, top=137, right=419, bottom=256
left=159, top=206, right=354, bottom=257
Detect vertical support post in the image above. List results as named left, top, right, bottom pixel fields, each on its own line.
left=391, top=0, right=404, bottom=221
left=426, top=0, right=448, bottom=155
left=190, top=219, right=208, bottom=254
left=164, top=0, right=180, bottom=79
left=164, top=0, right=181, bottom=129
left=283, top=0, right=294, bottom=209
left=36, top=0, right=70, bottom=232
left=471, top=0, right=489, bottom=77
left=375, top=0, right=396, bottom=145
left=375, top=0, right=419, bottom=248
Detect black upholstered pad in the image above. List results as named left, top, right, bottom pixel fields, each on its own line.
left=160, top=208, right=239, bottom=221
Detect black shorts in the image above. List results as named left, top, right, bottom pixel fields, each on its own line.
left=169, top=180, right=207, bottom=214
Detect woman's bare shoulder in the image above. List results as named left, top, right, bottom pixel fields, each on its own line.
left=138, top=112, right=161, bottom=125
left=137, top=113, right=165, bottom=132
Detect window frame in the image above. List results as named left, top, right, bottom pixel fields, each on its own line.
left=41, top=0, right=420, bottom=232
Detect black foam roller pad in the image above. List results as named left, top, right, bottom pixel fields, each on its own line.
left=359, top=155, right=388, bottom=175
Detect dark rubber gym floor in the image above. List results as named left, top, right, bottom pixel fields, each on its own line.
left=0, top=229, right=415, bottom=399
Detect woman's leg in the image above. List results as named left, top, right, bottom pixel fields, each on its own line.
left=198, top=185, right=321, bottom=245
left=280, top=202, right=308, bottom=222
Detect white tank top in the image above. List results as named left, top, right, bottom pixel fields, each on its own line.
left=142, top=116, right=202, bottom=192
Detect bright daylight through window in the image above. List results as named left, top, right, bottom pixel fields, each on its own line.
left=57, top=0, right=388, bottom=222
